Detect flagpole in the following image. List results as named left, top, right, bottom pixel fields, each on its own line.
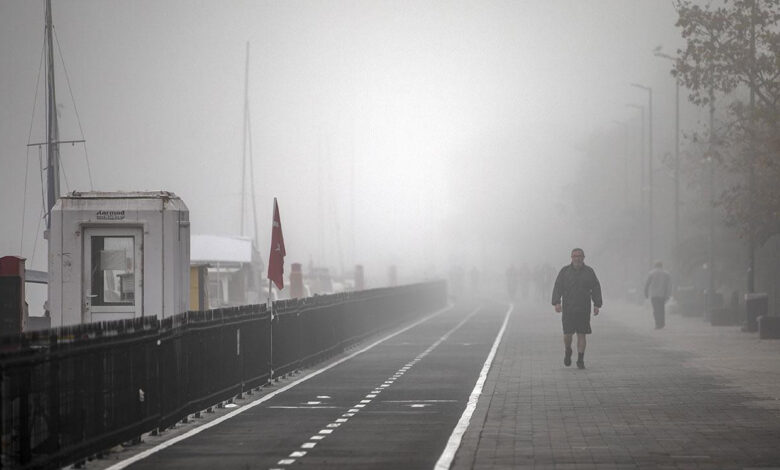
left=267, top=197, right=285, bottom=383
left=268, top=278, right=274, bottom=383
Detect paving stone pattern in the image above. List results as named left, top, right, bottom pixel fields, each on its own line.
left=452, top=300, right=780, bottom=469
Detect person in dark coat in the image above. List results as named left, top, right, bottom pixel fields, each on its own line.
left=551, top=248, right=603, bottom=369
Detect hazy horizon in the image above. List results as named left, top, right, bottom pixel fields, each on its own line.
left=0, top=1, right=691, bottom=312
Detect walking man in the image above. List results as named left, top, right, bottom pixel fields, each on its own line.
left=552, top=248, right=603, bottom=369
left=644, top=261, right=672, bottom=329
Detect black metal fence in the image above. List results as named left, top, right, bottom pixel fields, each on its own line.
left=0, top=280, right=446, bottom=469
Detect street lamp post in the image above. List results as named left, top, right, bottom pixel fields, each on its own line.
left=708, top=87, right=716, bottom=301
left=612, top=120, right=631, bottom=210
left=626, top=104, right=646, bottom=215
left=627, top=103, right=646, bottom=278
left=631, top=83, right=654, bottom=267
left=674, top=79, right=680, bottom=251
left=614, top=120, right=632, bottom=285
left=748, top=0, right=757, bottom=294
left=654, top=51, right=681, bottom=257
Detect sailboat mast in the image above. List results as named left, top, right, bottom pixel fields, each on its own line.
left=45, top=0, right=60, bottom=229
left=241, top=42, right=260, bottom=248
left=240, top=42, right=249, bottom=237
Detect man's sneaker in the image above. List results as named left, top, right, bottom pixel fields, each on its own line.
left=564, top=348, right=572, bottom=367
left=576, top=360, right=585, bottom=369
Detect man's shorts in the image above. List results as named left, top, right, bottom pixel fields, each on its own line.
left=562, top=311, right=592, bottom=334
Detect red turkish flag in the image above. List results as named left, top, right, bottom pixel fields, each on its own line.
left=267, top=198, right=286, bottom=290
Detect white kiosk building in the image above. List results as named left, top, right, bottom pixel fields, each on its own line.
left=48, top=191, right=190, bottom=327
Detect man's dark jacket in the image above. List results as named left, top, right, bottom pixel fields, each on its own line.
left=551, top=264, right=603, bottom=314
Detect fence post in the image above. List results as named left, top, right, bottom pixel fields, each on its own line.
left=48, top=334, right=60, bottom=458
left=19, top=337, right=31, bottom=465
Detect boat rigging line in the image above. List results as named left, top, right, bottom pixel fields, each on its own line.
left=21, top=0, right=93, bottom=261
left=20, top=37, right=46, bottom=255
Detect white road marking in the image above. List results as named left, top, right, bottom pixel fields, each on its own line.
left=104, top=304, right=454, bottom=470
left=434, top=303, right=513, bottom=470
left=310, top=435, right=325, bottom=440
left=268, top=406, right=340, bottom=409
left=301, top=442, right=316, bottom=449
left=384, top=400, right=457, bottom=403
left=277, top=459, right=294, bottom=465
left=316, top=395, right=331, bottom=399
left=289, top=451, right=306, bottom=458
left=265, top=305, right=483, bottom=470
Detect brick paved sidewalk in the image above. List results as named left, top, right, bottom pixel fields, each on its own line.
left=452, top=300, right=780, bottom=469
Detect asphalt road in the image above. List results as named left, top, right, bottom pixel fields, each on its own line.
left=113, top=300, right=510, bottom=470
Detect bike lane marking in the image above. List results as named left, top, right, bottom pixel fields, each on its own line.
left=268, top=305, right=484, bottom=469
left=434, top=303, right=513, bottom=470
left=106, top=303, right=455, bottom=470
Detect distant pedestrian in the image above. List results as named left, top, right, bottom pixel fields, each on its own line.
left=551, top=248, right=603, bottom=369
left=644, top=261, right=671, bottom=329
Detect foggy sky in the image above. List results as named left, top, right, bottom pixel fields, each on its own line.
left=0, top=0, right=686, bottom=296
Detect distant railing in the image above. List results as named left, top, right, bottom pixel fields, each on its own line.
left=0, top=280, right=447, bottom=469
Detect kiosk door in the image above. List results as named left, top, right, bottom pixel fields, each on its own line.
left=83, top=227, right=143, bottom=322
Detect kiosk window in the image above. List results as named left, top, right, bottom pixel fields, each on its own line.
left=90, top=236, right=135, bottom=305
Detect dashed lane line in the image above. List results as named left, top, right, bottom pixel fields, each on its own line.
left=269, top=306, right=484, bottom=468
